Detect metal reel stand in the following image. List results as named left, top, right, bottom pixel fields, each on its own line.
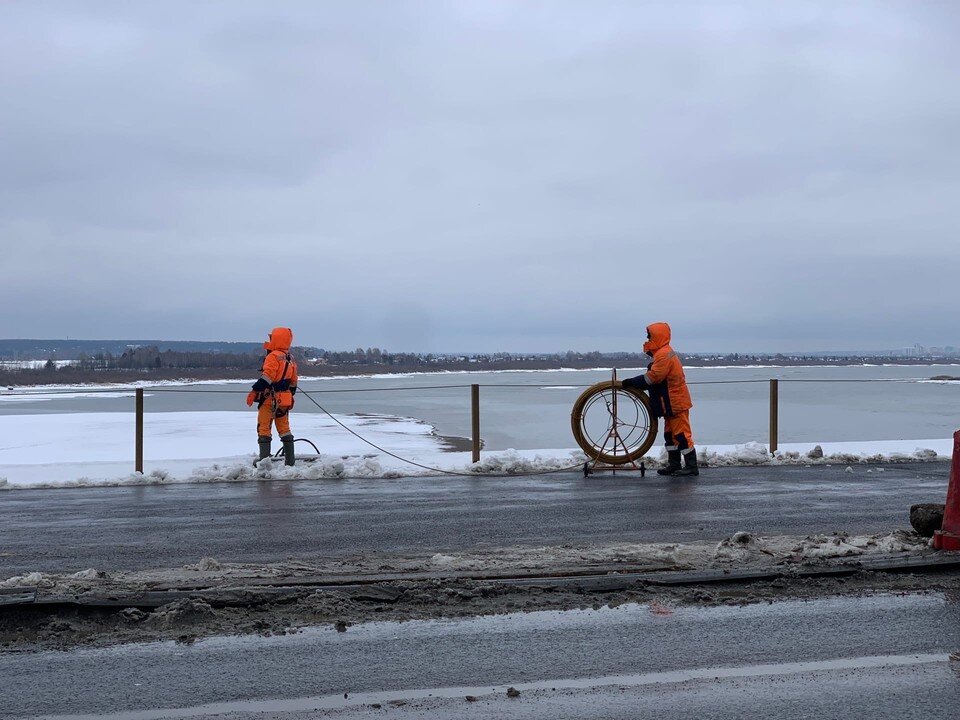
left=570, top=369, right=658, bottom=477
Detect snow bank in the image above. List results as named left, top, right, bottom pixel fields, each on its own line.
left=708, top=530, right=928, bottom=564
left=71, top=568, right=107, bottom=580
left=787, top=531, right=923, bottom=559
left=0, top=407, right=951, bottom=490
left=467, top=449, right=586, bottom=475
left=713, top=532, right=769, bottom=562
left=700, top=439, right=950, bottom=467
left=0, top=572, right=47, bottom=588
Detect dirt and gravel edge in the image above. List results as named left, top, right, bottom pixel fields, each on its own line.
left=3, top=530, right=957, bottom=653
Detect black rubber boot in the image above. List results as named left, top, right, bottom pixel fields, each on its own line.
left=657, top=450, right=682, bottom=475
left=281, top=434, right=295, bottom=466
left=675, top=449, right=699, bottom=477
left=256, top=436, right=272, bottom=465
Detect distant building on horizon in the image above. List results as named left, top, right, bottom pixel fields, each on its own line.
left=890, top=344, right=959, bottom=357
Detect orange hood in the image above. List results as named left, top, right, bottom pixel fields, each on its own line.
left=642, top=322, right=671, bottom=355
left=264, top=327, right=293, bottom=352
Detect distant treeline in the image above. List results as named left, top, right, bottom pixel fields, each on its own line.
left=1, top=345, right=957, bottom=387
left=0, top=338, right=267, bottom=359
left=73, top=346, right=265, bottom=371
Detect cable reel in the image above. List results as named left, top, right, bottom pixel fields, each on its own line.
left=570, top=369, right=658, bottom=474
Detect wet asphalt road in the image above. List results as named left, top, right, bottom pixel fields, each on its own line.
left=3, top=592, right=959, bottom=718
left=0, top=462, right=949, bottom=575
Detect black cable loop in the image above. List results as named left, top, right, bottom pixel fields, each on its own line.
left=273, top=437, right=322, bottom=457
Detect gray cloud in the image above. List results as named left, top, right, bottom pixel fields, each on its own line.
left=1, top=1, right=958, bottom=352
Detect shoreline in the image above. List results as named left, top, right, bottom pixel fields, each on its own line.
left=2, top=362, right=960, bottom=392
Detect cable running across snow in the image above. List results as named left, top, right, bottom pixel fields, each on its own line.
left=297, top=389, right=583, bottom=478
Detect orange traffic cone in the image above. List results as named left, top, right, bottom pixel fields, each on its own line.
left=933, top=431, right=960, bottom=551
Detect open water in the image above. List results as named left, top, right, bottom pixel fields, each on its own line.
left=2, top=365, right=958, bottom=450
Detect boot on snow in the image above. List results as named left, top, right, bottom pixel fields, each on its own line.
left=657, top=449, right=682, bottom=475
left=281, top=434, right=296, bottom=466
left=675, top=449, right=699, bottom=477
left=255, top=436, right=272, bottom=466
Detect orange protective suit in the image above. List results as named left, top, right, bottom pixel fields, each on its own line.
left=252, top=327, right=299, bottom=440
left=636, top=322, right=694, bottom=452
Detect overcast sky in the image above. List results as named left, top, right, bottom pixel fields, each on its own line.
left=1, top=1, right=957, bottom=353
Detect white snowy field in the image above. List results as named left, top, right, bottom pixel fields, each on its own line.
left=0, top=410, right=951, bottom=490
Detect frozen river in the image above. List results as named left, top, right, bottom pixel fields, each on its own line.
left=2, top=364, right=958, bottom=450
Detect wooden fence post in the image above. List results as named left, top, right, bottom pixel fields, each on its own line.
left=135, top=388, right=144, bottom=473
left=471, top=384, right=481, bottom=463
left=769, top=379, right=778, bottom=455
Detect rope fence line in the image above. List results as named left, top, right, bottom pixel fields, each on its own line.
left=1, top=373, right=955, bottom=475
left=149, top=384, right=478, bottom=394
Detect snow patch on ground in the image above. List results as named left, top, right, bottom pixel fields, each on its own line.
left=467, top=449, right=585, bottom=476
left=0, top=572, right=47, bottom=588
left=701, top=439, right=949, bottom=468
left=184, top=557, right=223, bottom=572
left=791, top=536, right=865, bottom=558
left=709, top=530, right=929, bottom=564
left=70, top=568, right=107, bottom=580
left=0, top=437, right=948, bottom=490
left=418, top=543, right=696, bottom=572
left=713, top=532, right=771, bottom=562
left=787, top=530, right=923, bottom=559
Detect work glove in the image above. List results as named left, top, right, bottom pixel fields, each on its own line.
left=246, top=391, right=257, bottom=407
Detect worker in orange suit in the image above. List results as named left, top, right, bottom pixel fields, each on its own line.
left=246, top=327, right=299, bottom=465
left=622, top=322, right=698, bottom=476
